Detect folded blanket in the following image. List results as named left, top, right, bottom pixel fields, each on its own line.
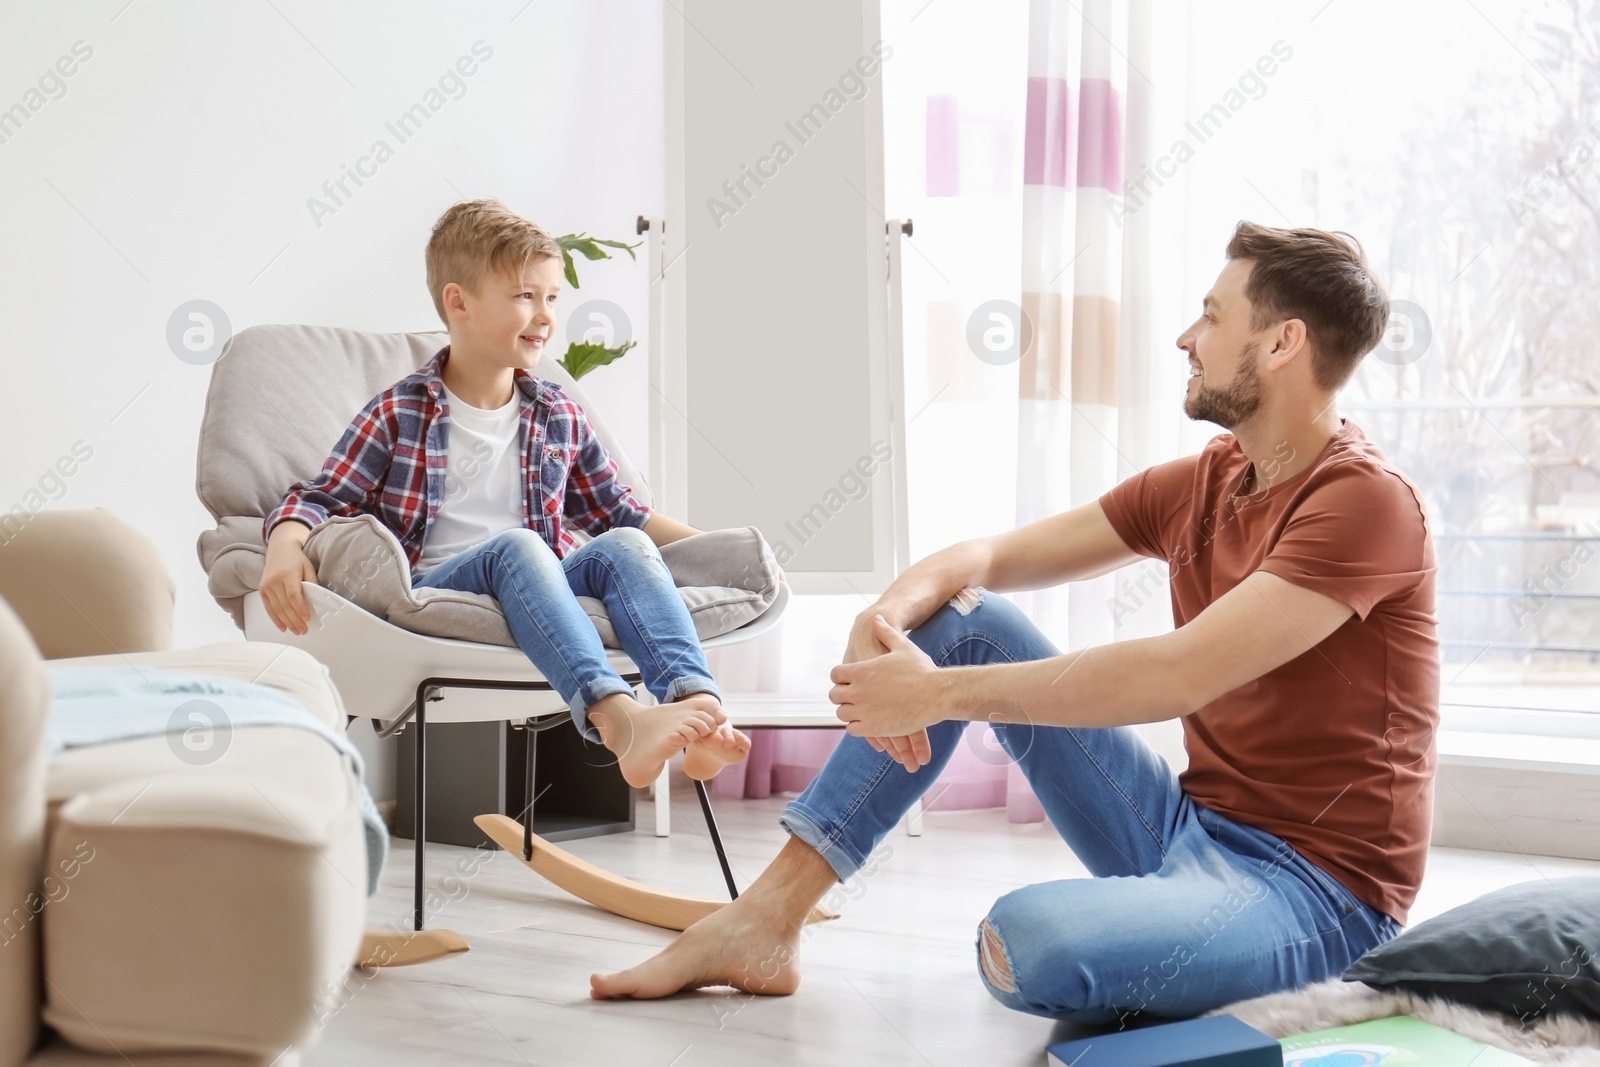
left=45, top=665, right=388, bottom=896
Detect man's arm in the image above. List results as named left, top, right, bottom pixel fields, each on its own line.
left=836, top=501, right=1143, bottom=769
left=870, top=500, right=1142, bottom=630
left=983, top=500, right=1145, bottom=592
left=833, top=570, right=1357, bottom=739
left=935, top=571, right=1356, bottom=729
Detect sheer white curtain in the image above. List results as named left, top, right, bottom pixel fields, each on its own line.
left=710, top=0, right=1190, bottom=812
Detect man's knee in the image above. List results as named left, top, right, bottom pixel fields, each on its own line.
left=978, top=885, right=1099, bottom=1015
left=947, top=586, right=984, bottom=616
left=907, top=586, right=990, bottom=654
left=977, top=917, right=1016, bottom=994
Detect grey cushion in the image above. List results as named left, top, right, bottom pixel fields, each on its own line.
left=1342, top=875, right=1600, bottom=1023
left=194, top=324, right=779, bottom=642
left=206, top=513, right=778, bottom=648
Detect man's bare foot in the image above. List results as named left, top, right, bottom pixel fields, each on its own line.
left=683, top=723, right=752, bottom=781
left=588, top=694, right=720, bottom=788
left=590, top=894, right=800, bottom=999
left=592, top=837, right=836, bottom=1001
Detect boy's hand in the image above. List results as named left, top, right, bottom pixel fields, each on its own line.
left=261, top=540, right=321, bottom=636
left=839, top=611, right=934, bottom=772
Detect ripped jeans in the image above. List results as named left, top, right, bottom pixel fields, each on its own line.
left=777, top=587, right=1402, bottom=1024
left=410, top=526, right=721, bottom=741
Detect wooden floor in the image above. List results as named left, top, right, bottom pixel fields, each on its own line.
left=304, top=774, right=1600, bottom=1066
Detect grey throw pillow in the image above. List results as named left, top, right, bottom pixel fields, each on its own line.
left=1342, top=875, right=1600, bottom=1024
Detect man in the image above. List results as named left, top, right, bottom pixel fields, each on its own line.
left=590, top=221, right=1438, bottom=1024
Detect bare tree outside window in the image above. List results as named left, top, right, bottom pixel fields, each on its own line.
left=1332, top=0, right=1600, bottom=687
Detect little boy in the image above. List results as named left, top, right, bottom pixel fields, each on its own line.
left=260, top=198, right=751, bottom=786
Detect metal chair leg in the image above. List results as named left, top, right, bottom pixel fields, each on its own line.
left=413, top=687, right=427, bottom=932
left=693, top=778, right=738, bottom=900
left=522, top=720, right=536, bottom=861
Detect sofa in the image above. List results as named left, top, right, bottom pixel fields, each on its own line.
left=0, top=508, right=368, bottom=1066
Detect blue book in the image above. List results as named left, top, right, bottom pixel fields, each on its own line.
left=1046, top=1014, right=1282, bottom=1067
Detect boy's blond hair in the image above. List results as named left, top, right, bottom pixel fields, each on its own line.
left=425, top=198, right=562, bottom=324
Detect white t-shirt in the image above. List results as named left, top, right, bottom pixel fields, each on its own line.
left=416, top=383, right=525, bottom=573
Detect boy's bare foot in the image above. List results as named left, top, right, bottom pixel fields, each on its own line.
left=588, top=694, right=720, bottom=788
left=590, top=892, right=800, bottom=999
left=673, top=692, right=748, bottom=780
left=674, top=691, right=726, bottom=724
left=683, top=723, right=752, bottom=781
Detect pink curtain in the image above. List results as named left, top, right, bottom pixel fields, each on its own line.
left=711, top=719, right=1046, bottom=823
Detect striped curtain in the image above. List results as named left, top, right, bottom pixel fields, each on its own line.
left=711, top=0, right=1178, bottom=819
left=1011, top=0, right=1168, bottom=654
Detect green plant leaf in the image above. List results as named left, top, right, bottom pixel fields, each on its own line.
left=589, top=237, right=640, bottom=261
left=552, top=230, right=642, bottom=299
left=557, top=233, right=644, bottom=275
left=558, top=338, right=638, bottom=381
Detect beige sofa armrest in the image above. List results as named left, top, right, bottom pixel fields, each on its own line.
left=0, top=600, right=50, bottom=1067
left=0, top=509, right=174, bottom=659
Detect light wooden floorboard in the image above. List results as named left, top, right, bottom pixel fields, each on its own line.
left=305, top=777, right=1600, bottom=1067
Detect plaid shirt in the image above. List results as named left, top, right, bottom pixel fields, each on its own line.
left=263, top=346, right=653, bottom=572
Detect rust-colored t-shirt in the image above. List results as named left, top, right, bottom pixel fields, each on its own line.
left=1098, top=419, right=1438, bottom=924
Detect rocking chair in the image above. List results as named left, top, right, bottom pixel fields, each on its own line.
left=195, top=324, right=833, bottom=963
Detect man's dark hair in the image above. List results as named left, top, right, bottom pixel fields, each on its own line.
left=1225, top=221, right=1390, bottom=391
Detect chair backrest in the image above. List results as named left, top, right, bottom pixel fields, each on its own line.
left=194, top=324, right=653, bottom=527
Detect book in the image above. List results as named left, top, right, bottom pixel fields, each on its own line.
left=1280, top=1015, right=1538, bottom=1065
left=1045, top=1014, right=1282, bottom=1066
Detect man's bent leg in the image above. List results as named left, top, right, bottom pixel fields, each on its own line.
left=783, top=586, right=1187, bottom=882
left=974, top=803, right=1399, bottom=1023
left=778, top=719, right=970, bottom=881
left=988, top=711, right=1186, bottom=879
left=595, top=585, right=1184, bottom=1000
left=592, top=587, right=1029, bottom=1000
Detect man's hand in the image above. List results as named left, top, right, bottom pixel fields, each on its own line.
left=837, top=612, right=932, bottom=770
left=831, top=615, right=945, bottom=769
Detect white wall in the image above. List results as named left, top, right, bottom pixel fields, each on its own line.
left=0, top=0, right=664, bottom=651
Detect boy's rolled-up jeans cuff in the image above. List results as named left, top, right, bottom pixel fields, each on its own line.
left=567, top=675, right=723, bottom=742
left=568, top=677, right=636, bottom=742
left=777, top=803, right=859, bottom=884
left=664, top=675, right=721, bottom=705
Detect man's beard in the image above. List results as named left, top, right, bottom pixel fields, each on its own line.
left=1184, top=340, right=1264, bottom=429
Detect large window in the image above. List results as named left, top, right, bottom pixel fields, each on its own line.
left=877, top=0, right=1600, bottom=716
left=1183, top=0, right=1600, bottom=706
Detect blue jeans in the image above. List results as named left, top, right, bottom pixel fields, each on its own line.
left=410, top=526, right=721, bottom=742
left=779, top=587, right=1403, bottom=1025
